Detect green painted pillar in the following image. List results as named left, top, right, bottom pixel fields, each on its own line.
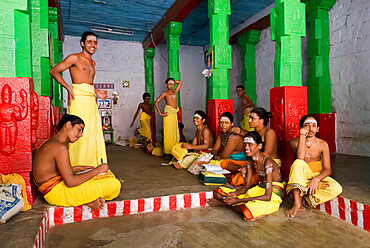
left=49, top=7, right=60, bottom=109
left=31, top=0, right=50, bottom=96
left=307, top=0, right=336, bottom=114
left=0, top=0, right=32, bottom=78
left=237, top=30, right=261, bottom=104
left=58, top=40, right=64, bottom=112
left=271, top=0, right=306, bottom=87
left=207, top=0, right=232, bottom=100
left=164, top=21, right=182, bottom=107
left=144, top=48, right=155, bottom=109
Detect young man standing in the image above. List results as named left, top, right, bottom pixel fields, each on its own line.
left=235, top=85, right=255, bottom=131
left=50, top=31, right=108, bottom=168
left=154, top=78, right=183, bottom=154
left=130, top=92, right=153, bottom=142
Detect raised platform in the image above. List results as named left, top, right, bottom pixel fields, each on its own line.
left=1, top=145, right=369, bottom=247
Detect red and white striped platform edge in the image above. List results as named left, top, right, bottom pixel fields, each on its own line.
left=33, top=192, right=370, bottom=248
left=33, top=191, right=213, bottom=248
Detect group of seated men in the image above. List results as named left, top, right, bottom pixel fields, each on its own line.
left=32, top=107, right=342, bottom=221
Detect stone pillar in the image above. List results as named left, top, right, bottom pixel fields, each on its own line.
left=31, top=0, right=51, bottom=96
left=144, top=48, right=156, bottom=143
left=270, top=0, right=307, bottom=180
left=237, top=30, right=261, bottom=104
left=207, top=0, right=233, bottom=137
left=164, top=21, right=182, bottom=121
left=0, top=0, right=32, bottom=78
left=307, top=0, right=337, bottom=153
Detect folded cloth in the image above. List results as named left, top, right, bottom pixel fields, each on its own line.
left=228, top=152, right=247, bottom=161
left=286, top=159, right=342, bottom=208
left=220, top=160, right=259, bottom=187
left=174, top=153, right=201, bottom=169
left=163, top=105, right=179, bottom=154
left=69, top=83, right=107, bottom=167
left=0, top=173, right=31, bottom=211
left=44, top=171, right=121, bottom=207
left=199, top=172, right=226, bottom=186
left=215, top=182, right=285, bottom=220
left=171, top=142, right=188, bottom=160
left=138, top=112, right=152, bottom=141
left=0, top=184, right=24, bottom=223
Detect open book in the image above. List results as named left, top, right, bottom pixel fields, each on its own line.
left=200, top=164, right=231, bottom=174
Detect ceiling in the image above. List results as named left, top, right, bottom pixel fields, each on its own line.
left=59, top=0, right=274, bottom=46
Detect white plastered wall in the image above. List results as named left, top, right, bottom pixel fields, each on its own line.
left=62, top=36, right=206, bottom=145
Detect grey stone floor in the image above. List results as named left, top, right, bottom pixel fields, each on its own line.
left=1, top=145, right=369, bottom=248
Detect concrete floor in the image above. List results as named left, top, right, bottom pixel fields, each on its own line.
left=1, top=144, right=370, bottom=248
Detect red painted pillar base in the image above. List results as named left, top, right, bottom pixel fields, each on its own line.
left=0, top=77, right=35, bottom=205
left=177, top=107, right=182, bottom=123
left=270, top=86, right=307, bottom=180
left=312, top=113, right=336, bottom=153
left=150, top=112, right=156, bottom=143
left=207, top=99, right=233, bottom=138
left=35, top=96, right=52, bottom=150
left=51, top=106, right=60, bottom=135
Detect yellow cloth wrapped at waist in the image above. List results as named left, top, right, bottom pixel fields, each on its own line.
left=44, top=170, right=121, bottom=207
left=307, top=161, right=322, bottom=173
left=163, top=105, right=179, bottom=154
left=69, top=83, right=107, bottom=167
left=138, top=112, right=152, bottom=141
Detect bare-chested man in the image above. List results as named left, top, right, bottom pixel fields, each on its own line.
left=32, top=114, right=121, bottom=209
left=50, top=31, right=108, bottom=168
left=154, top=78, right=183, bottom=154
left=208, top=131, right=284, bottom=221
left=212, top=112, right=245, bottom=161
left=285, top=115, right=342, bottom=217
left=172, top=110, right=214, bottom=169
left=235, top=85, right=255, bottom=131
left=130, top=93, right=153, bottom=143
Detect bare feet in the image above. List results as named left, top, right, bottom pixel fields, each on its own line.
left=86, top=197, right=105, bottom=210
left=285, top=205, right=306, bottom=218
left=244, top=215, right=266, bottom=222
left=207, top=198, right=227, bottom=207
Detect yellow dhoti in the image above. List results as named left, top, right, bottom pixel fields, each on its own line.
left=68, top=83, right=107, bottom=167
left=240, top=114, right=254, bottom=132
left=215, top=182, right=284, bottom=219
left=286, top=159, right=342, bottom=208
left=138, top=112, right=152, bottom=141
left=163, top=105, right=179, bottom=154
left=44, top=171, right=121, bottom=207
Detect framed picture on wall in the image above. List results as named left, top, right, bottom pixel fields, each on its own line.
left=98, top=98, right=112, bottom=109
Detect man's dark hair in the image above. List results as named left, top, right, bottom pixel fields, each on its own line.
left=57, top=114, right=85, bottom=131
left=299, top=115, right=319, bottom=128
left=244, top=131, right=264, bottom=152
left=236, top=85, right=245, bottom=90
left=194, top=110, right=207, bottom=125
left=165, top=77, right=175, bottom=84
left=251, top=107, right=272, bottom=126
left=80, top=31, right=98, bottom=48
left=142, top=92, right=151, bottom=100
left=220, top=112, right=233, bottom=124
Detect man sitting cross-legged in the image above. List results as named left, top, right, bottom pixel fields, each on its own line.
left=32, top=114, right=121, bottom=210
left=208, top=131, right=284, bottom=221
left=285, top=115, right=342, bottom=217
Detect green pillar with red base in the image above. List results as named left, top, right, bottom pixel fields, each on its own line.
left=237, top=30, right=261, bottom=104
left=144, top=48, right=156, bottom=143
left=307, top=0, right=337, bottom=153
left=164, top=22, right=182, bottom=122
left=270, top=0, right=307, bottom=180
left=0, top=0, right=32, bottom=78
left=207, top=0, right=233, bottom=137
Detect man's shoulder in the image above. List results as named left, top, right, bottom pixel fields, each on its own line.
left=229, top=133, right=242, bottom=141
